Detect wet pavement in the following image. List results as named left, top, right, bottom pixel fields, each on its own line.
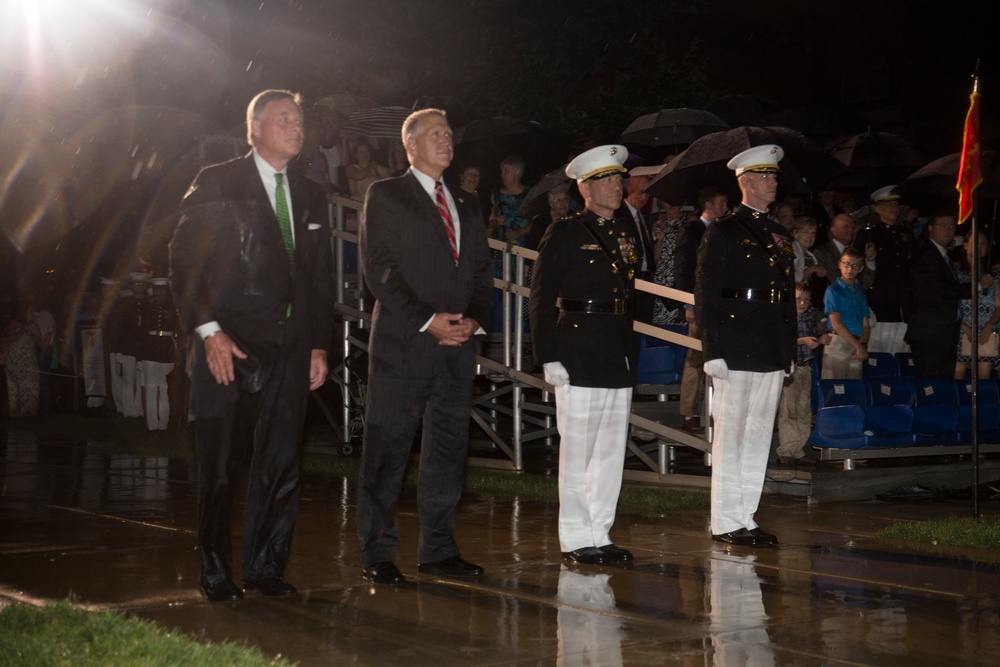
left=3, top=428, right=1000, bottom=666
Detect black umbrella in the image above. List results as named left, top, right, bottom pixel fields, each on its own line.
left=451, top=116, right=571, bottom=189
left=756, top=106, right=869, bottom=144
left=900, top=150, right=1000, bottom=199
left=619, top=108, right=729, bottom=152
left=517, top=163, right=572, bottom=218
left=644, top=126, right=849, bottom=206
left=824, top=132, right=929, bottom=189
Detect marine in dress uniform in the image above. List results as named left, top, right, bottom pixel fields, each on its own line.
left=854, top=185, right=914, bottom=354
left=139, top=278, right=177, bottom=431
left=529, top=145, right=639, bottom=565
left=696, top=145, right=797, bottom=547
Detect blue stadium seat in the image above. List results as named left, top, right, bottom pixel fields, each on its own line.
left=896, top=352, right=917, bottom=378
left=863, top=352, right=898, bottom=379
left=811, top=379, right=912, bottom=450
left=636, top=326, right=688, bottom=385
left=956, top=379, right=1000, bottom=443
left=911, top=379, right=960, bottom=445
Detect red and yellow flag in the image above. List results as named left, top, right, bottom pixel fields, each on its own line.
left=957, top=90, right=982, bottom=224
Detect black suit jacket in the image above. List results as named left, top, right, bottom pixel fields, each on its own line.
left=695, top=206, right=797, bottom=373
left=169, top=153, right=333, bottom=390
left=905, top=239, right=968, bottom=346
left=360, top=169, right=493, bottom=379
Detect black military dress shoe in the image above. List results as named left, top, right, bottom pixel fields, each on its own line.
left=598, top=544, right=634, bottom=562
left=562, top=547, right=606, bottom=565
left=363, top=561, right=406, bottom=585
left=711, top=528, right=759, bottom=546
left=418, top=555, right=484, bottom=578
left=199, top=579, right=244, bottom=602
left=244, top=576, right=297, bottom=597
left=749, top=527, right=778, bottom=545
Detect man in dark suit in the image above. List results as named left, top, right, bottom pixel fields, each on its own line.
left=357, top=109, right=493, bottom=585
left=696, top=145, right=796, bottom=547
left=675, top=186, right=728, bottom=435
left=811, top=213, right=876, bottom=292
left=905, top=212, right=984, bottom=378
left=169, top=89, right=333, bottom=602
left=618, top=174, right=656, bottom=323
left=529, top=144, right=638, bottom=566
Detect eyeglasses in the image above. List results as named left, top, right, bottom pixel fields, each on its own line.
left=840, top=261, right=863, bottom=270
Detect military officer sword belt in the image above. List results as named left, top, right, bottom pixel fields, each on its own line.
left=719, top=288, right=790, bottom=304
left=556, top=298, right=631, bottom=315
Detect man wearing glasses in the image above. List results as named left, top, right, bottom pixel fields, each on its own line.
left=695, top=144, right=797, bottom=547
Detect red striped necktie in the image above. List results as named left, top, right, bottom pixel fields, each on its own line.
left=435, top=181, right=459, bottom=265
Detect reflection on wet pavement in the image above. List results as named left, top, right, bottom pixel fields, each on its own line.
left=2, top=430, right=1000, bottom=665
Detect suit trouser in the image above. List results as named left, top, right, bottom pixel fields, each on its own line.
left=191, top=338, right=308, bottom=586
left=357, top=369, right=474, bottom=567
left=679, top=321, right=704, bottom=418
left=554, top=384, right=632, bottom=552
left=709, top=369, right=782, bottom=535
left=776, top=365, right=812, bottom=460
left=909, top=335, right=958, bottom=380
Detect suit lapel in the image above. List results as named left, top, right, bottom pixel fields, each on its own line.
left=241, top=156, right=285, bottom=249
left=403, top=170, right=458, bottom=263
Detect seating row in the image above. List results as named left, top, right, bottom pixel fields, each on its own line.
left=811, top=378, right=1000, bottom=450
left=636, top=327, right=688, bottom=385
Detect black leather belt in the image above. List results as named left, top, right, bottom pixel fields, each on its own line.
left=557, top=298, right=631, bottom=315
left=720, top=288, right=790, bottom=304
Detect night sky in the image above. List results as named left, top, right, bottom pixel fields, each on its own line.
left=0, top=0, right=994, bottom=305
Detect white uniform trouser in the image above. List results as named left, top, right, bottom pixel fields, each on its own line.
left=709, top=369, right=783, bottom=535
left=141, top=360, right=174, bottom=430
left=555, top=384, right=632, bottom=552
left=111, top=353, right=138, bottom=417
left=709, top=556, right=774, bottom=666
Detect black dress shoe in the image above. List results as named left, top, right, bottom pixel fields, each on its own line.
left=418, top=555, right=484, bottom=578
left=363, top=561, right=406, bottom=585
left=711, top=528, right=759, bottom=546
left=749, top=528, right=779, bottom=545
left=681, top=417, right=705, bottom=435
left=199, top=579, right=244, bottom=602
left=244, top=576, right=297, bottom=597
left=598, top=544, right=634, bottom=562
left=562, top=547, right=606, bottom=565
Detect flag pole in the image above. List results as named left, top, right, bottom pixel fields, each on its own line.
left=959, top=64, right=982, bottom=517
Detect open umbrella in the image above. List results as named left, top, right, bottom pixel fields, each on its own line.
left=644, top=126, right=849, bottom=206
left=345, top=106, right=412, bottom=139
left=824, top=132, right=929, bottom=189
left=517, top=163, right=572, bottom=218
left=756, top=106, right=869, bottom=144
left=314, top=92, right=377, bottom=128
left=900, top=150, right=1000, bottom=199
left=451, top=116, right=571, bottom=189
left=619, top=108, right=729, bottom=152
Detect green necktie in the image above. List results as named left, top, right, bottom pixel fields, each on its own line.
left=274, top=172, right=294, bottom=270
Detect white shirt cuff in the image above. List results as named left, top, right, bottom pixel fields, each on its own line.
left=196, top=321, right=222, bottom=340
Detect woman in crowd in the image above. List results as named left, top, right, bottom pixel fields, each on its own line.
left=345, top=141, right=389, bottom=200
left=488, top=156, right=531, bottom=276
left=791, top=216, right=828, bottom=310
left=954, top=231, right=1000, bottom=380
left=0, top=313, right=40, bottom=417
left=386, top=141, right=408, bottom=177
left=525, top=183, right=571, bottom=251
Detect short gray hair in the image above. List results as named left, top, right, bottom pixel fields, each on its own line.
left=246, top=89, right=301, bottom=145
left=547, top=183, right=570, bottom=206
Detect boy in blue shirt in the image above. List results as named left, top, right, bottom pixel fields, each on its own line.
left=822, top=247, right=870, bottom=379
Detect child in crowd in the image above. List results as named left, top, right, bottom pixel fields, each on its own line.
left=822, top=247, right=870, bottom=379
left=776, top=282, right=830, bottom=466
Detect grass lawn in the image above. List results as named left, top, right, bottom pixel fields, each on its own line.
left=0, top=602, right=294, bottom=667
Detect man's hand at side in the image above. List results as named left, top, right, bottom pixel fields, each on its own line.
left=204, top=332, right=247, bottom=385
left=309, top=349, right=328, bottom=391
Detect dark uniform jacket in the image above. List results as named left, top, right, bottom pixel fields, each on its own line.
left=529, top=209, right=639, bottom=388
left=855, top=219, right=915, bottom=322
left=695, top=205, right=797, bottom=373
left=139, top=297, right=177, bottom=364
